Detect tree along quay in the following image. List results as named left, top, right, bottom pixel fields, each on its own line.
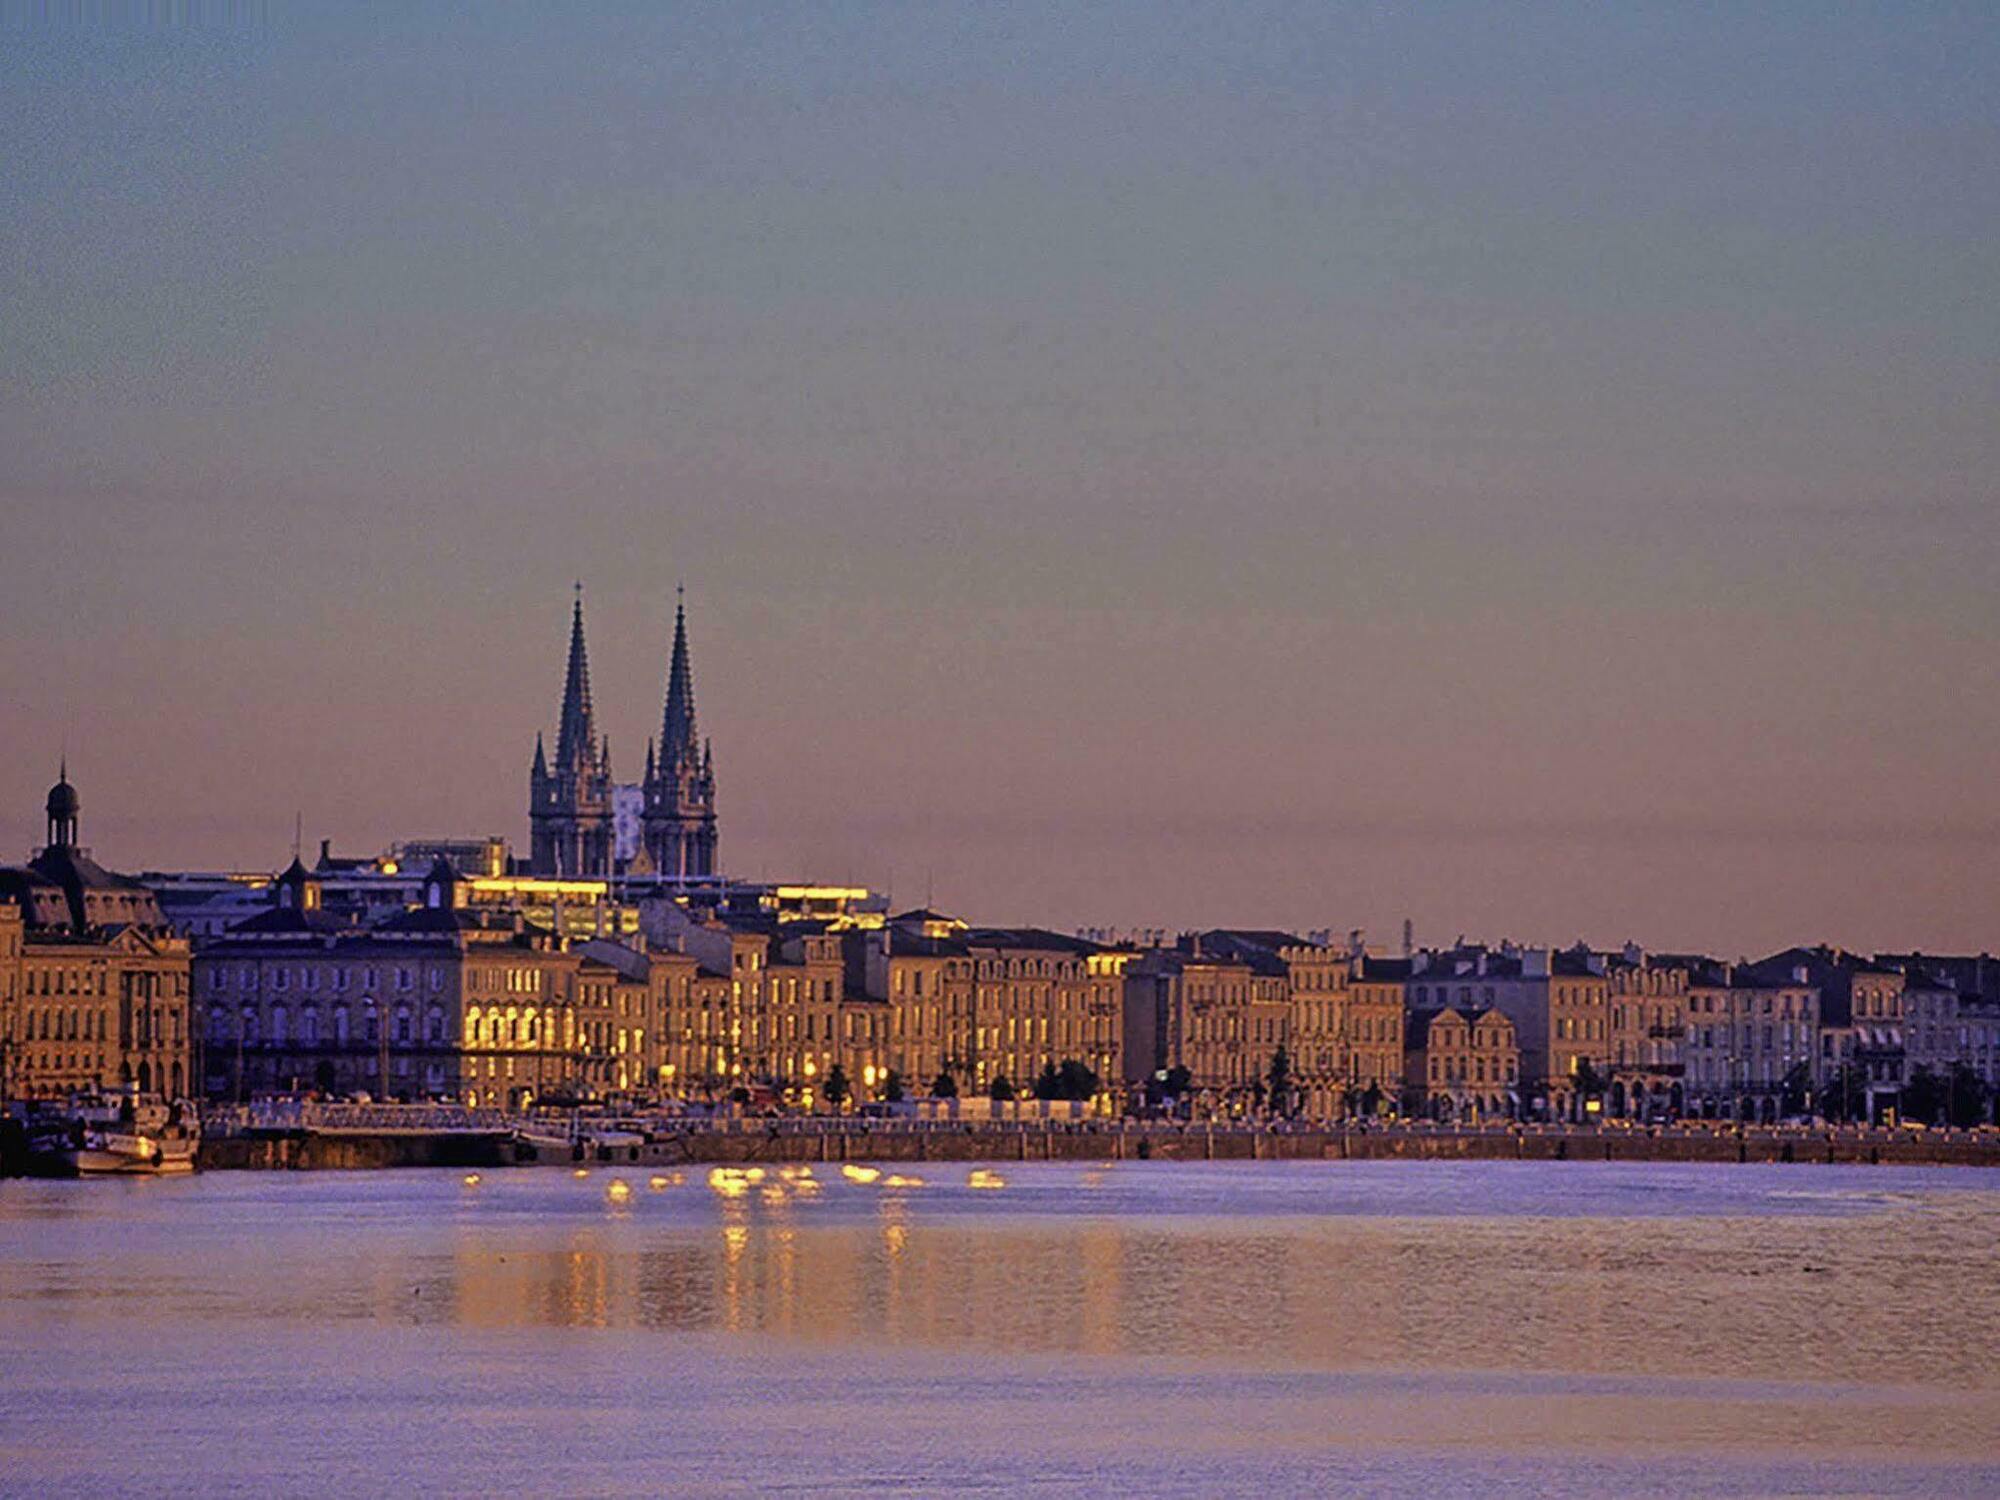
left=190, top=1119, right=2000, bottom=1172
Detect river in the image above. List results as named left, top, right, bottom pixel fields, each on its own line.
left=3, top=1160, right=1997, bottom=1496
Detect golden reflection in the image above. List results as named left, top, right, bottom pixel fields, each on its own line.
left=403, top=1174, right=2000, bottom=1402
left=605, top=1179, right=632, bottom=1207
left=461, top=1172, right=481, bottom=1188
left=648, top=1174, right=674, bottom=1191
left=720, top=1220, right=749, bottom=1334
left=841, top=1165, right=881, bottom=1184
left=882, top=1174, right=925, bottom=1189
left=968, top=1169, right=1005, bottom=1191
left=571, top=1167, right=590, bottom=1179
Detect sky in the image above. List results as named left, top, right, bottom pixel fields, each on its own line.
left=2, top=3, right=1996, bottom=955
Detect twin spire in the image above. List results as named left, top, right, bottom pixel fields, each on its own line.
left=660, top=594, right=698, bottom=770
left=539, top=583, right=706, bottom=784
left=552, top=585, right=601, bottom=775
left=531, top=582, right=719, bottom=879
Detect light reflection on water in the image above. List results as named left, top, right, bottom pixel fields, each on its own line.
left=3, top=1161, right=1999, bottom=1496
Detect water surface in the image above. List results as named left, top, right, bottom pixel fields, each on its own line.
left=3, top=1161, right=1997, bottom=1496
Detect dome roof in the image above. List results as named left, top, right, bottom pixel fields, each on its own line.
left=46, top=775, right=79, bottom=822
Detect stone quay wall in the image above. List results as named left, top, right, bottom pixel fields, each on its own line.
left=198, top=1123, right=2000, bottom=1172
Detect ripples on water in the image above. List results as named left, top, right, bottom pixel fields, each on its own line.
left=3, top=1162, right=1998, bottom=1497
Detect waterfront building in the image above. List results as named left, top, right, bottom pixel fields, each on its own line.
left=1757, top=946, right=1905, bottom=1120
left=195, top=856, right=600, bottom=1105
left=1682, top=958, right=1820, bottom=1122
left=1345, top=954, right=1409, bottom=1114
left=649, top=904, right=863, bottom=1102
left=1876, top=959, right=1998, bottom=1121
left=0, top=899, right=20, bottom=1088
left=1404, top=1006, right=1518, bottom=1121
left=1896, top=968, right=1959, bottom=1099
left=961, top=928, right=1126, bottom=1105
left=1189, top=930, right=1350, bottom=1117
left=0, top=768, right=193, bottom=1099
left=845, top=910, right=977, bottom=1098
left=1604, top=948, right=1690, bottom=1120
left=1278, top=936, right=1351, bottom=1118
left=1123, top=939, right=1284, bottom=1114
left=1966, top=1000, right=2000, bottom=1107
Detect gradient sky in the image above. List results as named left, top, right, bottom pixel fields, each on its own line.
left=3, top=4, right=1996, bottom=955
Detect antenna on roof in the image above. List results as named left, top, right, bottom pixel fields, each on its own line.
left=293, top=811, right=303, bottom=861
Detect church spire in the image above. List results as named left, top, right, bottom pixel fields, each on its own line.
left=660, top=588, right=698, bottom=765
left=532, top=731, right=547, bottom=778
left=555, top=584, right=598, bottom=772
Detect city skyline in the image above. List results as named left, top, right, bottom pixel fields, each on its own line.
left=4, top=6, right=1997, bottom=953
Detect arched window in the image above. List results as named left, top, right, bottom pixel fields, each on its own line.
left=302, top=1008, right=320, bottom=1046
left=333, top=1006, right=350, bottom=1045
left=270, top=1005, right=288, bottom=1045
left=208, top=1006, right=228, bottom=1043
left=426, top=1007, right=444, bottom=1044
left=466, top=1007, right=482, bottom=1047
left=395, top=1007, right=412, bottom=1044
left=240, top=1007, right=258, bottom=1044
left=364, top=1006, right=379, bottom=1044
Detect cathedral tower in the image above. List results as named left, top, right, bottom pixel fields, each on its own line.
left=528, top=587, right=615, bottom=875
left=641, top=592, right=719, bottom=878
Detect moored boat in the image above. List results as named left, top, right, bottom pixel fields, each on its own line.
left=24, top=1090, right=200, bottom=1177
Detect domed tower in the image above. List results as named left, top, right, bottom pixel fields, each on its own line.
left=528, top=587, right=615, bottom=875
left=642, top=591, right=720, bottom=879
left=45, top=759, right=80, bottom=850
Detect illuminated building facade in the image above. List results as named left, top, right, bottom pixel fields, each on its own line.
left=1605, top=949, right=1689, bottom=1120
left=196, top=857, right=606, bottom=1105
left=0, top=768, right=193, bottom=1100
left=1343, top=955, right=1409, bottom=1112
left=1404, top=1006, right=1518, bottom=1120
